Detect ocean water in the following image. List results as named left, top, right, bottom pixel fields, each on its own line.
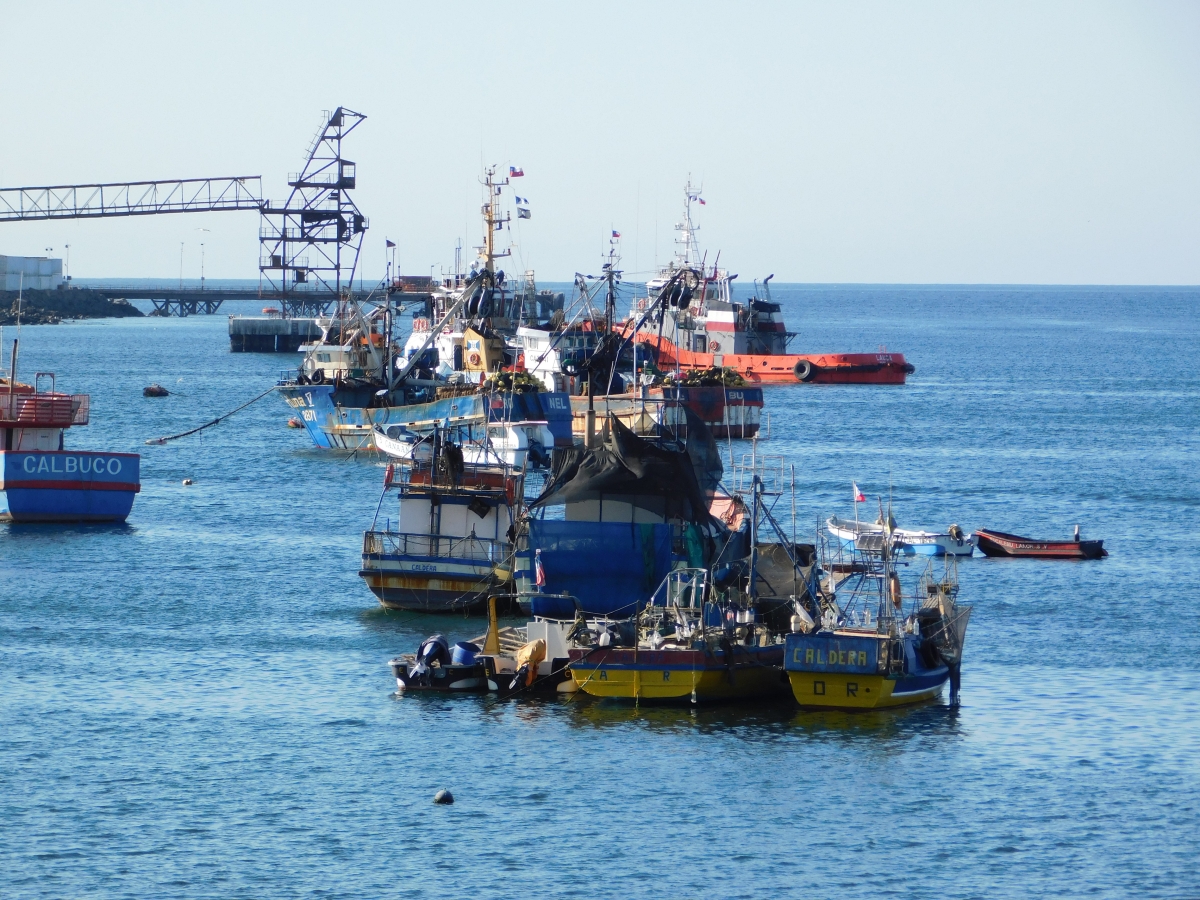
left=2, top=286, right=1198, bottom=899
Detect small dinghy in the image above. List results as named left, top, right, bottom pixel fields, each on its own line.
left=974, top=527, right=1107, bottom=560
left=388, top=634, right=489, bottom=692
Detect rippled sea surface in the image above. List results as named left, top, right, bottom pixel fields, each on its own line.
left=2, top=286, right=1198, bottom=899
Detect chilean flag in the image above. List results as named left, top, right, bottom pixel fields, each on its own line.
left=853, top=482, right=865, bottom=503
left=510, top=166, right=524, bottom=177
left=611, top=230, right=621, bottom=238
left=534, top=549, right=546, bottom=587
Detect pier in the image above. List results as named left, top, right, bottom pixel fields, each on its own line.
left=76, top=284, right=380, bottom=317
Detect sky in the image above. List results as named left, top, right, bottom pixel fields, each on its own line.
left=0, top=1, right=1197, bottom=284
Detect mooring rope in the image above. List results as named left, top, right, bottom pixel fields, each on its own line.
left=144, top=384, right=279, bottom=445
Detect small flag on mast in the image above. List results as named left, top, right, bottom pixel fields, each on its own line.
left=517, top=207, right=531, bottom=219
left=534, top=549, right=546, bottom=587
left=385, top=239, right=396, bottom=249
left=698, top=197, right=706, bottom=205
left=853, top=482, right=865, bottom=503
left=611, top=230, right=621, bottom=238
left=509, top=166, right=524, bottom=177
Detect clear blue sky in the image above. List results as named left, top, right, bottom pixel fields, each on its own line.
left=1, top=1, right=1197, bottom=284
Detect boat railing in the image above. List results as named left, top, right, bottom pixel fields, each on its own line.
left=730, top=453, right=787, bottom=495
left=0, top=391, right=89, bottom=427
left=363, top=530, right=504, bottom=563
left=647, top=568, right=709, bottom=609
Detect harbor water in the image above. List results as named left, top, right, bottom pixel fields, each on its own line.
left=2, top=286, right=1198, bottom=898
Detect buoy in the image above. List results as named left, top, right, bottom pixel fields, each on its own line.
left=182, top=479, right=193, bottom=486
left=433, top=789, right=454, bottom=805
left=143, top=384, right=170, bottom=398
left=287, top=417, right=304, bottom=429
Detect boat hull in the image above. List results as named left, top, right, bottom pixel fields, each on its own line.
left=389, top=659, right=489, bottom=692
left=827, top=522, right=975, bottom=557
left=786, top=669, right=948, bottom=709
left=632, top=334, right=912, bottom=385
left=279, top=383, right=574, bottom=452
left=975, top=529, right=1106, bottom=560
left=567, top=645, right=790, bottom=703
left=784, top=632, right=951, bottom=710
left=0, top=451, right=140, bottom=523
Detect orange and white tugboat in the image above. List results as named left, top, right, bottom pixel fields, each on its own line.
left=626, top=181, right=914, bottom=385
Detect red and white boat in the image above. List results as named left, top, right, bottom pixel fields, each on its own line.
left=625, top=182, right=914, bottom=385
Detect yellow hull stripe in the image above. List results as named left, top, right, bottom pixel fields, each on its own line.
left=570, top=664, right=788, bottom=702
left=787, top=672, right=944, bottom=710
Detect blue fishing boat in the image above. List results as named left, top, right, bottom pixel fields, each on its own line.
left=0, top=340, right=139, bottom=523
left=514, top=415, right=741, bottom=619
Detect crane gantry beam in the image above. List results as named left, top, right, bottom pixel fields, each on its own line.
left=0, top=176, right=263, bottom=222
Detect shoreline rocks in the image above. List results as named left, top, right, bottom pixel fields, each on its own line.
left=0, top=289, right=145, bottom=326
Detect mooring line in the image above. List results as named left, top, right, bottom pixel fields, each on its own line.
left=145, top=384, right=279, bottom=445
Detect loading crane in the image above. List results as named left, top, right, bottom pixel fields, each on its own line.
left=0, top=107, right=368, bottom=317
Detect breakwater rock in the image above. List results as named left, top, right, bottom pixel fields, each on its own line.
left=0, top=289, right=144, bottom=325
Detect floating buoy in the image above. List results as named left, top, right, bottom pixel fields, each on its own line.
left=287, top=417, right=304, bottom=429
left=182, top=479, right=193, bottom=486
left=433, top=789, right=454, bottom=805
left=143, top=384, right=170, bottom=397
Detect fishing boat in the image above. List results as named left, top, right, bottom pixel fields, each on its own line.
left=827, top=515, right=975, bottom=557
left=566, top=568, right=793, bottom=703
left=517, top=249, right=765, bottom=441
left=974, top=527, right=1107, bottom=560
left=0, top=338, right=140, bottom=523
left=359, top=434, right=521, bottom=613
left=513, top=415, right=740, bottom=620
left=278, top=277, right=575, bottom=454
left=565, top=452, right=816, bottom=703
left=784, top=530, right=972, bottom=710
left=372, top=408, right=554, bottom=469
left=624, top=181, right=913, bottom=385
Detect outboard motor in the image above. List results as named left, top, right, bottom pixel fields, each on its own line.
left=526, top=439, right=549, bottom=469
left=411, top=634, right=450, bottom=683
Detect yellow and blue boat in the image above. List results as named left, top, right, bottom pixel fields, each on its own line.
left=785, top=535, right=972, bottom=711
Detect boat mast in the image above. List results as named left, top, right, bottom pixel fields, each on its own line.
left=480, top=166, right=512, bottom=275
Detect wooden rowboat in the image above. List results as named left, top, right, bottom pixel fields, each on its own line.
left=974, top=529, right=1107, bottom=560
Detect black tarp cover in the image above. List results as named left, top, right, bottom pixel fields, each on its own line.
left=529, top=416, right=718, bottom=525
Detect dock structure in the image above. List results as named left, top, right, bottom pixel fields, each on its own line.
left=229, top=315, right=325, bottom=352
left=75, top=284, right=380, bottom=317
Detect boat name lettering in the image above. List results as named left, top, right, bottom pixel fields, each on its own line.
left=795, top=648, right=869, bottom=666
left=409, top=564, right=439, bottom=572
left=305, top=392, right=314, bottom=407
left=544, top=396, right=567, bottom=410
left=302, top=410, right=316, bottom=422
left=21, top=455, right=122, bottom=476
left=727, top=391, right=744, bottom=400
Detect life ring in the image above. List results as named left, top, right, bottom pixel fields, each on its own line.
left=709, top=340, right=720, bottom=353
left=384, top=463, right=395, bottom=487
left=468, top=351, right=482, bottom=367
left=793, top=360, right=817, bottom=382
left=637, top=299, right=647, bottom=310
left=310, top=368, right=326, bottom=384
